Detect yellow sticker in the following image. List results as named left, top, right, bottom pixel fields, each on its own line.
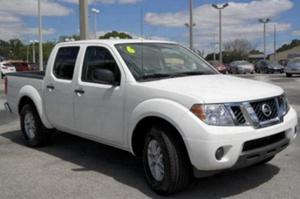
left=126, top=46, right=136, bottom=54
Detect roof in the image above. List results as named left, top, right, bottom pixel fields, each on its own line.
left=57, top=39, right=177, bottom=47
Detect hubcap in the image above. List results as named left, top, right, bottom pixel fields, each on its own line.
left=147, top=139, right=165, bottom=181
left=24, top=112, right=36, bottom=139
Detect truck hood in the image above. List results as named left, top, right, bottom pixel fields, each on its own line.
left=141, top=74, right=283, bottom=103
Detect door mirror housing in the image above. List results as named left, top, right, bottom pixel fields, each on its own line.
left=92, top=68, right=119, bottom=86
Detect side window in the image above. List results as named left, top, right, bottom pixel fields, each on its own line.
left=53, top=47, right=80, bottom=80
left=82, top=46, right=121, bottom=84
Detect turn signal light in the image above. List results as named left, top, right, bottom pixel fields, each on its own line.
left=190, top=104, right=206, bottom=120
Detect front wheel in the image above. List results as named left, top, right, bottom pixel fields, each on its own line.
left=20, top=104, right=52, bottom=147
left=1, top=73, right=4, bottom=79
left=142, top=126, right=191, bottom=195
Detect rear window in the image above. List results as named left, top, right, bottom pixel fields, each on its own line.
left=53, top=47, right=80, bottom=80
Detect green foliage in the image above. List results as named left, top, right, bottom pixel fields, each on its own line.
left=99, top=31, right=132, bottom=39
left=0, top=39, right=55, bottom=62
left=277, top=39, right=300, bottom=53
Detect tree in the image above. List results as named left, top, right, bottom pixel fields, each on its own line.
left=221, top=39, right=255, bottom=63
left=99, top=31, right=132, bottom=39
left=277, top=39, right=300, bottom=53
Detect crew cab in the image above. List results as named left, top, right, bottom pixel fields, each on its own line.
left=4, top=40, right=298, bottom=195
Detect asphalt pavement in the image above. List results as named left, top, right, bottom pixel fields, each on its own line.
left=0, top=74, right=299, bottom=199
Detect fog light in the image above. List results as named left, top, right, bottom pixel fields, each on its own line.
left=215, top=147, right=224, bottom=160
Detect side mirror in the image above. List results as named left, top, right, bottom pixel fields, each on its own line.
left=92, top=68, right=119, bottom=86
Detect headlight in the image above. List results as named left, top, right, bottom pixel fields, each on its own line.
left=279, top=94, right=290, bottom=116
left=191, top=104, right=234, bottom=126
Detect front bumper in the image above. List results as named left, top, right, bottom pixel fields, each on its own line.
left=285, top=69, right=300, bottom=74
left=181, top=107, right=298, bottom=171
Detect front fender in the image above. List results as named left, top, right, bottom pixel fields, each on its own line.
left=128, top=98, right=191, bottom=153
left=18, top=85, right=53, bottom=129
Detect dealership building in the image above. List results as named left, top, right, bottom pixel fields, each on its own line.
left=269, top=45, right=300, bottom=61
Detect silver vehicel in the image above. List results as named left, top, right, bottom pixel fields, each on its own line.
left=286, top=58, right=300, bottom=77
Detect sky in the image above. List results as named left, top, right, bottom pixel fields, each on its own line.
left=0, top=0, right=299, bottom=54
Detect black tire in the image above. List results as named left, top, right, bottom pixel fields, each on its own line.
left=286, top=73, right=292, bottom=77
left=255, top=155, right=275, bottom=166
left=1, top=73, right=3, bottom=79
left=142, top=126, right=191, bottom=195
left=20, top=104, right=52, bottom=147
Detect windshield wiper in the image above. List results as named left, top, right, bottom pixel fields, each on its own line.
left=169, top=71, right=205, bottom=77
left=138, top=71, right=207, bottom=81
left=138, top=73, right=173, bottom=80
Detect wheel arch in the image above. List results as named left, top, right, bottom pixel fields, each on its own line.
left=129, top=99, right=191, bottom=159
left=18, top=86, right=53, bottom=129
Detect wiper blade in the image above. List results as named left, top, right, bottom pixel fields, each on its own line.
left=170, top=71, right=205, bottom=77
left=139, top=73, right=172, bottom=80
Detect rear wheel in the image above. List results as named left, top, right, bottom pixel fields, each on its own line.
left=286, top=73, right=292, bottom=77
left=20, top=104, right=52, bottom=147
left=1, top=73, right=4, bottom=79
left=142, top=126, right=191, bottom=195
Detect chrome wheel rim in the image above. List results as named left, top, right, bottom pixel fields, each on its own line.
left=147, top=139, right=165, bottom=181
left=24, top=112, right=36, bottom=139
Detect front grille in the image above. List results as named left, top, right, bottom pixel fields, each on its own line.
left=231, top=106, right=246, bottom=124
left=250, top=98, right=278, bottom=122
left=242, top=132, right=286, bottom=152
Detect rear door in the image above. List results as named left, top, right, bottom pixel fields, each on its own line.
left=44, top=46, right=80, bottom=132
left=73, top=45, right=125, bottom=145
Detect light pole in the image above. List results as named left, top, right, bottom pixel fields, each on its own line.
left=212, top=3, right=229, bottom=65
left=184, top=0, right=195, bottom=51
left=259, top=18, right=271, bottom=60
left=79, top=0, right=89, bottom=40
left=91, top=8, right=100, bottom=39
left=274, top=24, right=277, bottom=62
left=38, top=0, right=43, bottom=71
left=30, top=40, right=38, bottom=63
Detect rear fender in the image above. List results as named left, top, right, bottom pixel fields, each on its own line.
left=19, top=85, right=53, bottom=129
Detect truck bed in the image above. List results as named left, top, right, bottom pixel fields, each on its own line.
left=7, top=71, right=45, bottom=80
left=6, top=71, right=44, bottom=114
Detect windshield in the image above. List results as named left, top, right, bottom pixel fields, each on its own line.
left=236, top=61, right=250, bottom=65
left=265, top=60, right=282, bottom=67
left=115, top=43, right=216, bottom=81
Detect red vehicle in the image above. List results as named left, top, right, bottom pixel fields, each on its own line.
left=208, top=60, right=227, bottom=74
left=9, top=60, right=31, bottom=72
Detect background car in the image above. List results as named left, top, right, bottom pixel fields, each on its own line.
left=255, top=60, right=284, bottom=73
left=285, top=57, right=300, bottom=77
left=279, top=59, right=289, bottom=67
left=228, top=60, right=255, bottom=74
left=10, top=61, right=31, bottom=72
left=28, top=63, right=39, bottom=71
left=208, top=60, right=227, bottom=74
left=0, top=61, right=16, bottom=79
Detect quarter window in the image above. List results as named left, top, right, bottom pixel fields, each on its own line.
left=53, top=47, right=80, bottom=80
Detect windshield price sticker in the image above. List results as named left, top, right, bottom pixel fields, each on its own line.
left=126, top=46, right=136, bottom=54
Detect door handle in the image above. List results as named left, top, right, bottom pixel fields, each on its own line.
left=46, top=84, right=55, bottom=90
left=74, top=88, right=85, bottom=94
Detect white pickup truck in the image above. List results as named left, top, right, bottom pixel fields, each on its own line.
left=4, top=40, right=298, bottom=195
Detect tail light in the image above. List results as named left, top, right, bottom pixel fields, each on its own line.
left=4, top=77, right=8, bottom=95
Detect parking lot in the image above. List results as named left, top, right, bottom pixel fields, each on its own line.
left=0, top=74, right=299, bottom=199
